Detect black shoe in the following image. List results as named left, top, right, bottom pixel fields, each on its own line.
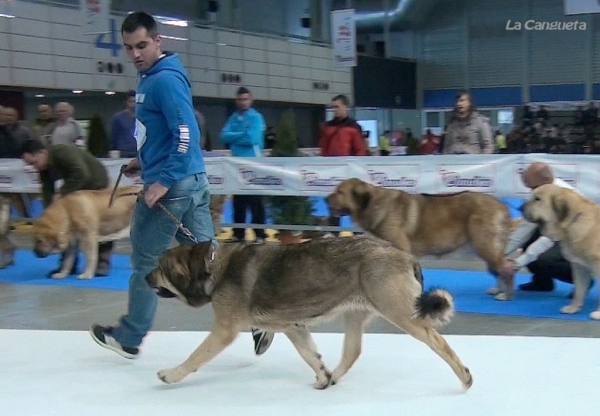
left=95, top=261, right=110, bottom=277
left=518, top=280, right=554, bottom=292
left=89, top=324, right=139, bottom=359
left=252, top=328, right=274, bottom=356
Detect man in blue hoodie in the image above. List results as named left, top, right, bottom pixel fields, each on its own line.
left=89, top=12, right=224, bottom=359
left=221, top=87, right=268, bottom=244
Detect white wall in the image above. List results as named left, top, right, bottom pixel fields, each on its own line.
left=0, top=1, right=351, bottom=105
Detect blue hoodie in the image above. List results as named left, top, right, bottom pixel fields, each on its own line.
left=134, top=53, right=205, bottom=189
left=220, top=108, right=265, bottom=157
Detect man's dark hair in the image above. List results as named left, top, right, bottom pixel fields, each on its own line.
left=455, top=89, right=476, bottom=112
left=236, top=86, right=251, bottom=95
left=127, top=89, right=136, bottom=97
left=121, top=12, right=158, bottom=36
left=20, top=139, right=46, bottom=156
left=332, top=94, right=350, bottom=106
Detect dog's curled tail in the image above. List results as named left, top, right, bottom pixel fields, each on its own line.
left=413, top=288, right=455, bottom=328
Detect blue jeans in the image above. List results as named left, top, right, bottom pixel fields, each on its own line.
left=111, top=173, right=216, bottom=348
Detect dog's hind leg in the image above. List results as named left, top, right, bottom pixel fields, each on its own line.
left=560, top=263, right=593, bottom=316
left=468, top=210, right=513, bottom=300
left=284, top=325, right=332, bottom=389
left=158, top=326, right=239, bottom=384
left=384, top=315, right=472, bottom=391
left=330, top=311, right=373, bottom=386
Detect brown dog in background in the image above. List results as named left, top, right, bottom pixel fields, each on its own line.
left=32, top=185, right=140, bottom=279
left=327, top=178, right=513, bottom=300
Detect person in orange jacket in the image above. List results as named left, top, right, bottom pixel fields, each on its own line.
left=319, top=94, right=367, bottom=236
left=319, top=94, right=366, bottom=157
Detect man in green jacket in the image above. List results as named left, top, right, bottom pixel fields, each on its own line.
left=20, top=139, right=113, bottom=276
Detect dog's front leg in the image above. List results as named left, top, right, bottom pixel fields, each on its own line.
left=561, top=263, right=592, bottom=315
left=284, top=325, right=332, bottom=389
left=77, top=233, right=98, bottom=279
left=158, top=327, right=239, bottom=384
left=51, top=240, right=77, bottom=279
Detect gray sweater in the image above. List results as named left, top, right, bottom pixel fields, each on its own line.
left=443, top=111, right=495, bottom=154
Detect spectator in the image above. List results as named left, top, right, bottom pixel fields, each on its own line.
left=495, top=130, right=507, bottom=153
left=51, top=102, right=83, bottom=146
left=31, top=104, right=57, bottom=145
left=419, top=128, right=441, bottom=155
left=319, top=94, right=366, bottom=236
left=442, top=89, right=494, bottom=154
left=1, top=107, right=32, bottom=155
left=319, top=94, right=365, bottom=157
left=220, top=86, right=268, bottom=244
left=110, top=90, right=137, bottom=157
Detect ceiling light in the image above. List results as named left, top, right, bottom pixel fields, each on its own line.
left=154, top=15, right=188, bottom=27
left=0, top=13, right=14, bottom=18
left=72, top=90, right=83, bottom=94
left=217, top=42, right=227, bottom=46
left=105, top=91, right=116, bottom=95
left=161, top=35, right=188, bottom=41
left=35, top=94, right=45, bottom=98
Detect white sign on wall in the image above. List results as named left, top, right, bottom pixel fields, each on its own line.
left=331, top=9, right=356, bottom=68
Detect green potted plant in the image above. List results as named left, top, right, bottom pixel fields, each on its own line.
left=87, top=114, right=110, bottom=157
left=267, top=111, right=314, bottom=245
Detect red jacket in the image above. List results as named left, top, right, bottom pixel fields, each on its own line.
left=318, top=117, right=367, bottom=156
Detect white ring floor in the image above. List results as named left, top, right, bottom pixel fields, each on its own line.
left=1, top=330, right=598, bottom=416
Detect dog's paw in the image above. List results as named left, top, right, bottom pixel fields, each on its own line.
left=589, top=310, right=600, bottom=320
left=560, top=304, right=581, bottom=314
left=157, top=367, right=188, bottom=384
left=486, top=287, right=501, bottom=296
left=461, top=367, right=473, bottom=392
left=494, top=292, right=512, bottom=301
left=312, top=371, right=332, bottom=390
left=51, top=271, right=68, bottom=279
left=77, top=272, right=94, bottom=280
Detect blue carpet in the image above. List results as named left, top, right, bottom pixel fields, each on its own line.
left=0, top=250, right=130, bottom=291
left=1, top=250, right=598, bottom=321
left=423, top=269, right=599, bottom=321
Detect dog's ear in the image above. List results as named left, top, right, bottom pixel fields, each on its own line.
left=551, top=195, right=569, bottom=222
left=352, top=184, right=371, bottom=210
left=187, top=243, right=216, bottom=296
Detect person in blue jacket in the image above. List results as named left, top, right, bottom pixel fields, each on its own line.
left=220, top=87, right=274, bottom=355
left=89, top=11, right=222, bottom=359
left=220, top=87, right=269, bottom=244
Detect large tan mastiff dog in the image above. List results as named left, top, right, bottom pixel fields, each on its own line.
left=32, top=185, right=140, bottom=279
left=145, top=236, right=473, bottom=391
left=326, top=178, right=513, bottom=300
left=522, top=183, right=600, bottom=320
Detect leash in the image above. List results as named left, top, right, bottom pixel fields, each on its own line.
left=108, top=164, right=200, bottom=244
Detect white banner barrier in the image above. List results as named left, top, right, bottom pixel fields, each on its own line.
left=1, top=154, right=598, bottom=199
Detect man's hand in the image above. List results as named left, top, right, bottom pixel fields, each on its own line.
left=122, top=158, right=141, bottom=178
left=497, top=258, right=517, bottom=280
left=144, top=182, right=168, bottom=208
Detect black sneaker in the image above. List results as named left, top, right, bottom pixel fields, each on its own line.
left=252, top=328, right=274, bottom=356
left=89, top=324, right=139, bottom=359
